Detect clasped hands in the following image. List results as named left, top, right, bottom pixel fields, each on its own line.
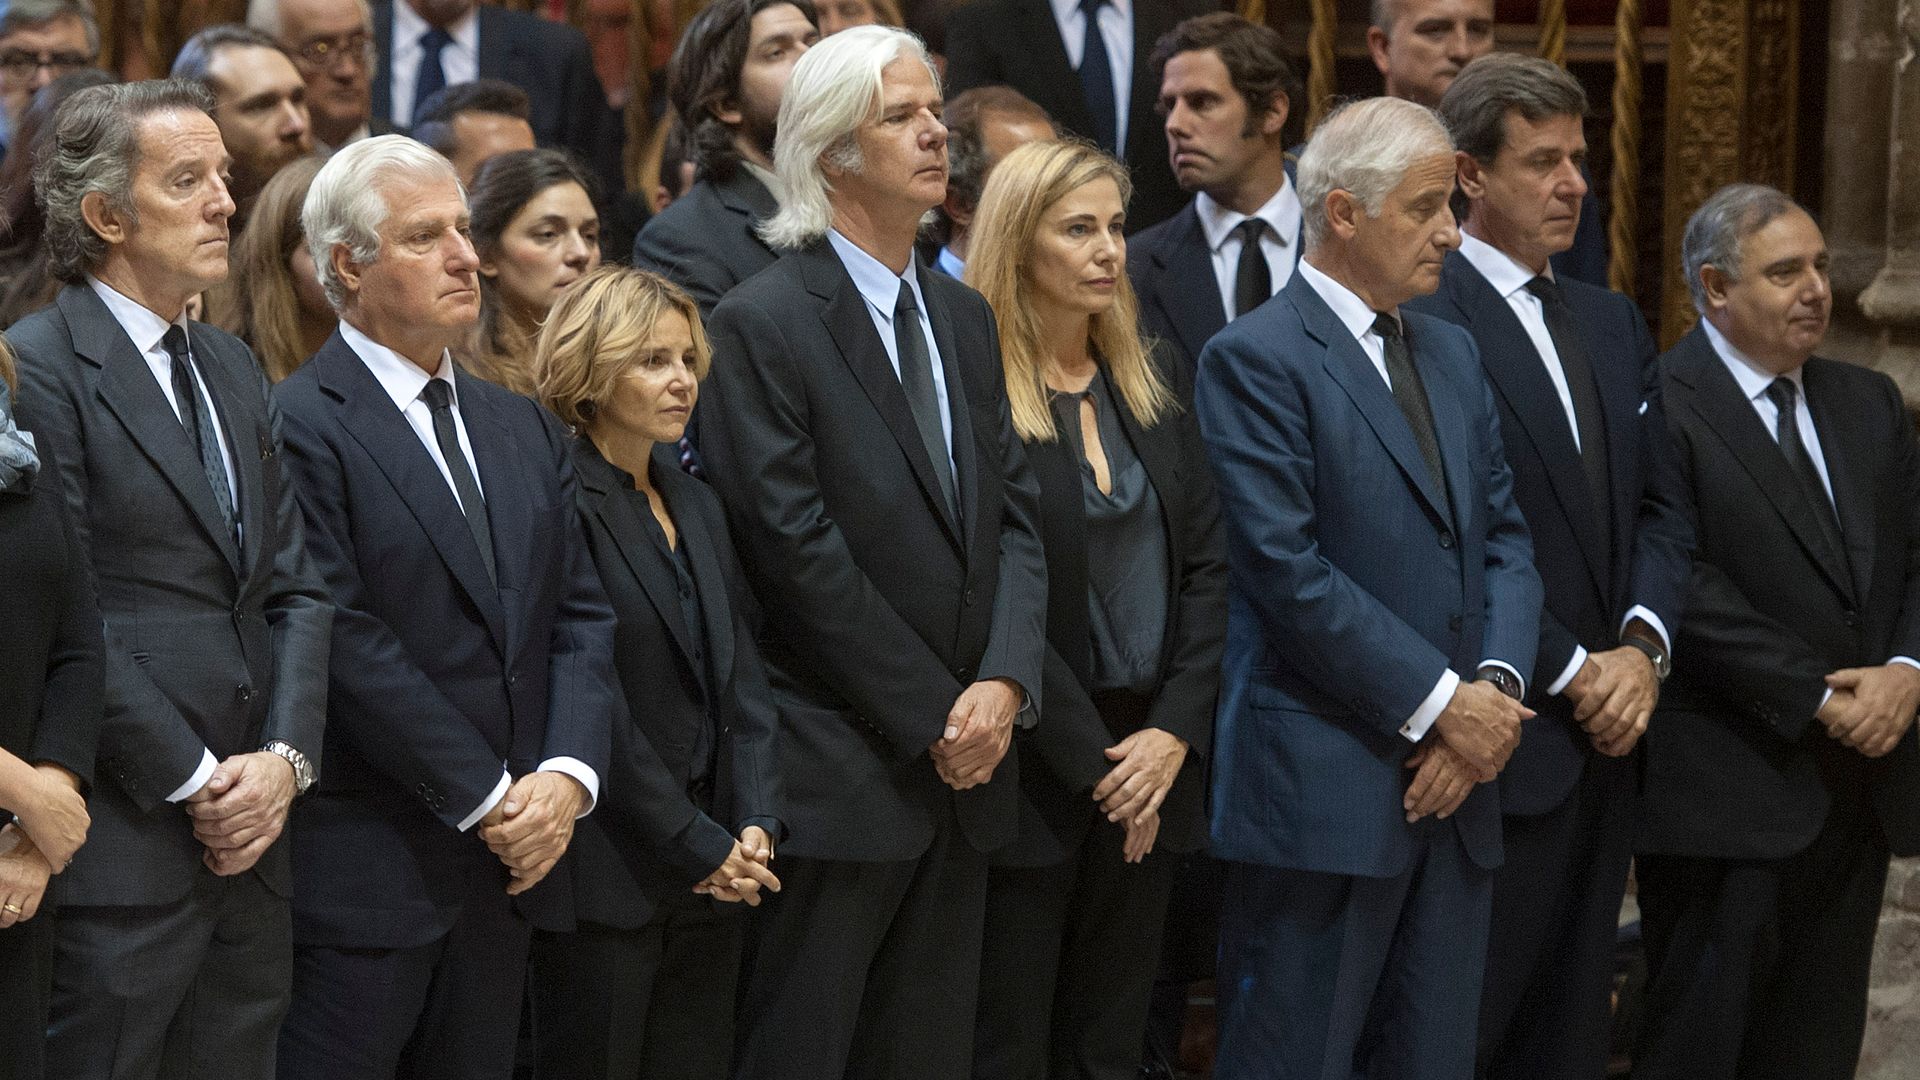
left=1817, top=662, right=1920, bottom=758
left=1404, top=678, right=1531, bottom=824
left=478, top=771, right=589, bottom=895
left=693, top=824, right=781, bottom=906
left=1564, top=645, right=1660, bottom=757
left=1094, top=727, right=1185, bottom=863
left=929, top=678, right=1022, bottom=791
left=0, top=762, right=87, bottom=928
left=185, top=751, right=296, bottom=877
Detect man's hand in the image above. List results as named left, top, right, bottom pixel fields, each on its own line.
left=1403, top=741, right=1478, bottom=822
left=0, top=827, right=53, bottom=928
left=477, top=771, right=587, bottom=895
left=14, top=762, right=88, bottom=871
left=738, top=825, right=775, bottom=867
left=1432, top=679, right=1531, bottom=781
left=929, top=678, right=1020, bottom=790
left=1822, top=664, right=1920, bottom=758
left=187, top=751, right=296, bottom=876
left=1092, top=728, right=1187, bottom=827
left=1565, top=646, right=1659, bottom=757
left=694, top=837, right=783, bottom=906
left=1120, top=810, right=1159, bottom=864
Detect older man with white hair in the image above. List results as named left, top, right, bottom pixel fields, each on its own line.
left=1195, top=94, right=1541, bottom=1080
left=696, top=24, right=1046, bottom=1080
left=270, top=134, right=616, bottom=1080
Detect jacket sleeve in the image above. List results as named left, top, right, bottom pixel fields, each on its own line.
left=25, top=437, right=103, bottom=789
left=254, top=362, right=333, bottom=773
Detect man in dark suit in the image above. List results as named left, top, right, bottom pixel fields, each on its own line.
left=1195, top=95, right=1541, bottom=1080
left=1406, top=54, right=1694, bottom=1080
left=1631, top=184, right=1920, bottom=1080
left=271, top=135, right=616, bottom=1080
left=920, top=85, right=1054, bottom=278
left=371, top=0, right=622, bottom=199
left=11, top=79, right=332, bottom=1079
left=632, top=0, right=819, bottom=316
left=698, top=26, right=1047, bottom=1079
left=1129, top=12, right=1301, bottom=370
left=944, top=0, right=1208, bottom=232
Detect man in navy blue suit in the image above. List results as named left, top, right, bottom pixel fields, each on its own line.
left=271, top=136, right=616, bottom=1080
left=1196, top=95, right=1542, bottom=1080
left=1129, top=13, right=1301, bottom=371
left=1409, top=54, right=1694, bottom=1080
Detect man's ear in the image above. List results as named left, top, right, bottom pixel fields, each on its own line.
left=713, top=97, right=743, bottom=128
left=1454, top=150, right=1485, bottom=201
left=1260, top=91, right=1290, bottom=138
left=79, top=190, right=128, bottom=248
left=944, top=195, right=973, bottom=233
left=1326, top=188, right=1361, bottom=241
left=1366, top=26, right=1392, bottom=79
left=1698, top=264, right=1731, bottom=311
left=329, top=243, right=362, bottom=299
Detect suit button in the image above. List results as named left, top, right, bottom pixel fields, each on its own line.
left=964, top=588, right=976, bottom=606
left=957, top=666, right=974, bottom=682
left=232, top=604, right=244, bottom=617
left=235, top=684, right=253, bottom=705
left=1844, top=609, right=1859, bottom=628
left=1448, top=615, right=1463, bottom=632
left=1438, top=531, right=1455, bottom=550
left=507, top=671, right=518, bottom=687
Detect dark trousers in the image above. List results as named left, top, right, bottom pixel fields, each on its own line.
left=1632, top=761, right=1889, bottom=1080
left=1146, top=853, right=1224, bottom=1071
left=731, top=806, right=989, bottom=1080
left=276, top=872, right=530, bottom=1080
left=528, top=898, right=746, bottom=1080
left=1214, top=828, right=1493, bottom=1080
left=47, top=869, right=291, bottom=1080
left=974, top=818, right=1177, bottom=1080
left=0, top=911, right=55, bottom=1080
left=1477, top=752, right=1635, bottom=1080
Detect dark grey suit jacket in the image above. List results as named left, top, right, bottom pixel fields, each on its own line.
left=631, top=169, right=781, bottom=318
left=11, top=282, right=332, bottom=906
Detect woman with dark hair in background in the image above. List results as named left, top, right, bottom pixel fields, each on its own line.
left=464, top=148, right=602, bottom=396
left=965, top=139, right=1227, bottom=1080
left=0, top=68, right=115, bottom=328
left=215, top=154, right=332, bottom=381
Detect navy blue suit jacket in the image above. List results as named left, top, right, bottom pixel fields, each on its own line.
left=274, top=332, right=617, bottom=947
left=1196, top=271, right=1542, bottom=877
left=1407, top=251, right=1693, bottom=815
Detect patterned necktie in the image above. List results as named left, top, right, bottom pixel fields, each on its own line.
left=1373, top=312, right=1449, bottom=519
left=1232, top=217, right=1271, bottom=319
left=1076, top=0, right=1117, bottom=153
left=421, top=378, right=497, bottom=587
left=161, top=326, right=238, bottom=549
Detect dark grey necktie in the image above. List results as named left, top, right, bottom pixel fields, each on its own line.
left=892, top=280, right=959, bottom=524
left=1232, top=217, right=1271, bottom=319
left=1373, top=312, right=1449, bottom=519
left=412, top=27, right=453, bottom=125
left=1764, top=377, right=1846, bottom=569
left=162, top=326, right=238, bottom=548
left=1523, top=275, right=1610, bottom=512
left=421, top=378, right=496, bottom=587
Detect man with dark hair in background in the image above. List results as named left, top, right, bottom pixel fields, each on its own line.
left=410, top=77, right=534, bottom=184
left=921, top=86, right=1054, bottom=278
left=171, top=24, right=314, bottom=226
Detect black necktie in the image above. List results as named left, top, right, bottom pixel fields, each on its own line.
left=1373, top=312, right=1450, bottom=519
left=1076, top=0, right=1117, bottom=153
left=1765, top=377, right=1847, bottom=569
left=421, top=378, right=497, bottom=587
left=1524, top=276, right=1610, bottom=513
left=1232, top=217, right=1271, bottom=319
left=412, top=27, right=454, bottom=125
left=893, top=280, right=959, bottom=524
left=162, top=326, right=238, bottom=548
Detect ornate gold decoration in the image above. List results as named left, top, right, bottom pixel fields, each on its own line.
left=1306, top=0, right=1336, bottom=132
left=1538, top=0, right=1567, bottom=67
left=1607, top=0, right=1643, bottom=293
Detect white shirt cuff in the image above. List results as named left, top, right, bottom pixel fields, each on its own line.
left=1402, top=669, right=1459, bottom=742
left=1889, top=657, right=1920, bottom=673
left=1479, top=659, right=1527, bottom=701
left=458, top=770, right=513, bottom=833
left=1622, top=607, right=1672, bottom=655
left=1547, top=645, right=1589, bottom=697
left=536, top=757, right=600, bottom=817
left=1818, top=686, right=1833, bottom=715
left=164, top=748, right=219, bottom=803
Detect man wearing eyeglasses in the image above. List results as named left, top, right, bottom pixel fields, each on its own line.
left=0, top=0, right=98, bottom=157
left=249, top=0, right=395, bottom=151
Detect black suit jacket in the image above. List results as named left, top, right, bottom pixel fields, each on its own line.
left=631, top=170, right=780, bottom=318
left=699, top=241, right=1047, bottom=862
left=1645, top=326, right=1920, bottom=860
left=1407, top=251, right=1693, bottom=815
left=11, top=283, right=332, bottom=906
left=943, top=0, right=1206, bottom=232
left=558, top=440, right=781, bottom=930
left=1001, top=343, right=1225, bottom=867
left=274, top=332, right=616, bottom=947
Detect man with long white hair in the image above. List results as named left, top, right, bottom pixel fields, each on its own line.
left=696, top=24, right=1046, bottom=1080
left=1194, top=94, right=1541, bottom=1079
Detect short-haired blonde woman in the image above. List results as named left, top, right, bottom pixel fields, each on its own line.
left=218, top=155, right=332, bottom=381
left=965, top=140, right=1227, bottom=1080
left=528, top=265, right=782, bottom=1080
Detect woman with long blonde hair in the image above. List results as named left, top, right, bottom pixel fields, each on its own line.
left=965, top=138, right=1227, bottom=1080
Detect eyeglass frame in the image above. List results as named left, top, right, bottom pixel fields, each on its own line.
left=290, top=30, right=376, bottom=71
left=0, top=48, right=96, bottom=81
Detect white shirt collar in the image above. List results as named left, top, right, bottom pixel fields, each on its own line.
left=338, top=319, right=458, bottom=413
left=1701, top=317, right=1802, bottom=401
left=1049, top=0, right=1130, bottom=25
left=1457, top=232, right=1548, bottom=300
left=1195, top=174, right=1300, bottom=254
left=392, top=0, right=479, bottom=53
left=1297, top=258, right=1390, bottom=344
left=826, top=228, right=924, bottom=324
left=86, top=275, right=188, bottom=356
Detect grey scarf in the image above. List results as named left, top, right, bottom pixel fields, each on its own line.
left=0, top=379, right=40, bottom=495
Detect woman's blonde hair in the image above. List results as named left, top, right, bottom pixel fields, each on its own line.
left=533, top=265, right=711, bottom=433
left=226, top=154, right=325, bottom=382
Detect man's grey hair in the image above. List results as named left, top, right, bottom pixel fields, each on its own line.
left=1681, top=182, right=1806, bottom=314
left=1370, top=0, right=1396, bottom=30
left=758, top=24, right=937, bottom=251
left=246, top=0, right=373, bottom=42
left=303, top=134, right=463, bottom=310
left=0, top=0, right=100, bottom=56
left=1296, top=95, right=1454, bottom=251
left=36, top=79, right=215, bottom=284
left=1437, top=53, right=1585, bottom=221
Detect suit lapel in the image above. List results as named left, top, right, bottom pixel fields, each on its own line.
left=372, top=1, right=394, bottom=126
left=1155, top=207, right=1227, bottom=362
left=1114, top=381, right=1184, bottom=643
left=1803, top=359, right=1876, bottom=602
left=578, top=445, right=699, bottom=674
left=1021, top=2, right=1091, bottom=133
left=923, top=269, right=978, bottom=550
left=667, top=465, right=736, bottom=696
left=476, top=6, right=516, bottom=90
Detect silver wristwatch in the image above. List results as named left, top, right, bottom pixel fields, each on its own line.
left=261, top=740, right=316, bottom=795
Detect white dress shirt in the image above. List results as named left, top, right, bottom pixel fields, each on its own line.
left=934, top=245, right=966, bottom=280
left=340, top=320, right=600, bottom=829
left=88, top=276, right=239, bottom=803
left=1194, top=178, right=1302, bottom=321
left=1297, top=259, right=1525, bottom=740
left=1455, top=235, right=1671, bottom=695
left=825, top=230, right=956, bottom=472
left=1048, top=0, right=1132, bottom=153
left=388, top=1, right=480, bottom=127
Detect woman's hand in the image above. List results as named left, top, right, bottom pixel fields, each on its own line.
left=695, top=838, right=782, bottom=906
left=1092, top=727, right=1188, bottom=826
left=14, top=763, right=88, bottom=871
left=0, top=826, right=53, bottom=928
